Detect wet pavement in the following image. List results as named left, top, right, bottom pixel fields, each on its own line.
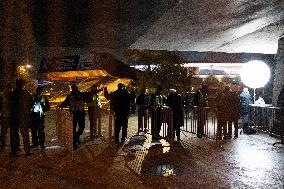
left=0, top=114, right=284, bottom=189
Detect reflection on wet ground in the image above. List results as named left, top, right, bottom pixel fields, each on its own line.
left=122, top=127, right=284, bottom=188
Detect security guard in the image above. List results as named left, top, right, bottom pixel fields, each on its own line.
left=30, top=86, right=50, bottom=149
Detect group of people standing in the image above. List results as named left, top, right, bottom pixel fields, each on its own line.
left=2, top=79, right=50, bottom=157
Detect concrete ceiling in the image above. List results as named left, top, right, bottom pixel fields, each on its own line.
left=130, top=0, right=284, bottom=54
left=31, top=0, right=283, bottom=54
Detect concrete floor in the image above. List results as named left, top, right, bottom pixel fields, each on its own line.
left=0, top=113, right=283, bottom=189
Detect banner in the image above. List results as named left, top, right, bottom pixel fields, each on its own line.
left=39, top=55, right=80, bottom=73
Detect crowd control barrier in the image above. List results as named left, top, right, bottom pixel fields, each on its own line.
left=183, top=107, right=218, bottom=140
left=137, top=105, right=174, bottom=141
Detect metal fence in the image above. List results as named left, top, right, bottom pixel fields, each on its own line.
left=183, top=107, right=218, bottom=140
left=137, top=105, right=174, bottom=141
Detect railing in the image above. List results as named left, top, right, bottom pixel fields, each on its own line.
left=183, top=107, right=217, bottom=140
left=137, top=105, right=174, bottom=141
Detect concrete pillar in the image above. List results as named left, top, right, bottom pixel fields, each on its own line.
left=272, top=36, right=284, bottom=106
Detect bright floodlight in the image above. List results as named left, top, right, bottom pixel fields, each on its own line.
left=240, top=60, right=270, bottom=88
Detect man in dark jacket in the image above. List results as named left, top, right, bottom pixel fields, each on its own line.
left=59, top=84, right=85, bottom=149
left=104, top=83, right=131, bottom=144
left=149, top=85, right=166, bottom=140
left=193, top=85, right=208, bottom=138
left=9, top=79, right=32, bottom=156
left=167, top=89, right=184, bottom=141
left=136, top=87, right=149, bottom=132
left=30, top=86, right=50, bottom=149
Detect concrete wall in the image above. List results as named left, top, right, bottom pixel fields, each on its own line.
left=272, top=36, right=284, bottom=106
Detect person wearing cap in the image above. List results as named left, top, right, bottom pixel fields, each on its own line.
left=167, top=89, right=184, bottom=141
left=9, top=79, right=33, bottom=156
left=104, top=83, right=131, bottom=144
left=30, top=86, right=50, bottom=149
left=59, top=84, right=86, bottom=149
left=82, top=84, right=103, bottom=140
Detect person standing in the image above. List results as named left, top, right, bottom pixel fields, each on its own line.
left=104, top=83, right=131, bottom=144
left=149, top=85, right=166, bottom=140
left=136, top=87, right=149, bottom=132
left=59, top=84, right=86, bottom=149
left=9, top=79, right=32, bottom=156
left=30, top=86, right=50, bottom=149
left=193, top=85, right=209, bottom=138
left=167, top=89, right=184, bottom=141
left=227, top=82, right=241, bottom=138
left=83, top=84, right=103, bottom=140
left=240, top=87, right=253, bottom=130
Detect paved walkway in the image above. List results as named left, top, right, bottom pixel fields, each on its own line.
left=0, top=114, right=283, bottom=189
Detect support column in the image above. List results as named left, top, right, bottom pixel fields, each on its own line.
left=272, top=36, right=284, bottom=106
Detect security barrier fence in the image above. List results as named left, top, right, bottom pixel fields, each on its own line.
left=137, top=105, right=174, bottom=141
left=137, top=105, right=284, bottom=143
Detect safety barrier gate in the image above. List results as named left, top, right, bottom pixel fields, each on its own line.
left=54, top=108, right=115, bottom=153
left=183, top=107, right=218, bottom=140
left=137, top=105, right=174, bottom=141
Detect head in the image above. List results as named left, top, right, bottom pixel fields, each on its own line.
left=36, top=86, right=44, bottom=95
left=156, top=85, right=163, bottom=93
left=243, top=87, right=249, bottom=93
left=92, top=84, right=98, bottom=91
left=15, top=79, right=25, bottom=89
left=117, top=83, right=124, bottom=90
left=201, top=85, right=208, bottom=93
left=169, top=88, right=176, bottom=94
left=71, top=84, right=79, bottom=92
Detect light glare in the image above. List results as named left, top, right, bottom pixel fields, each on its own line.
left=240, top=60, right=270, bottom=88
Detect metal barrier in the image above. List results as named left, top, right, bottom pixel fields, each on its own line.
left=54, top=108, right=115, bottom=152
left=183, top=107, right=217, bottom=140
left=137, top=105, right=174, bottom=141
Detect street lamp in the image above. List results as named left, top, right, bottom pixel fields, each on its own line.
left=240, top=60, right=270, bottom=103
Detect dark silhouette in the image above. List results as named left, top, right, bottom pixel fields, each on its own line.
left=30, top=86, right=50, bottom=149
left=82, top=84, right=103, bottom=140
left=149, top=85, right=166, bottom=140
left=130, top=88, right=136, bottom=115
left=240, top=87, right=253, bottom=130
left=9, top=79, right=32, bottom=156
left=166, top=89, right=184, bottom=141
left=104, top=83, right=131, bottom=144
left=136, top=87, right=150, bottom=132
left=59, top=84, right=86, bottom=149
left=193, top=85, right=209, bottom=138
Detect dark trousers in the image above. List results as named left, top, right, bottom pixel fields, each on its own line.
left=151, top=108, right=162, bottom=139
left=88, top=106, right=98, bottom=138
left=31, top=113, right=45, bottom=147
left=10, top=123, right=30, bottom=155
left=197, top=108, right=206, bottom=137
left=72, top=111, right=85, bottom=146
left=138, top=108, right=148, bottom=131
left=114, top=114, right=128, bottom=143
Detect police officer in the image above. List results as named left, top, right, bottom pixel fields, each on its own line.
left=149, top=85, right=166, bottom=140
left=30, top=86, right=50, bottom=149
left=59, top=84, right=85, bottom=149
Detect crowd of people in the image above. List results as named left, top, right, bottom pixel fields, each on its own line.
left=0, top=77, right=270, bottom=158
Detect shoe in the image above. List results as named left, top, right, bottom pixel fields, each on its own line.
left=197, top=134, right=202, bottom=138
